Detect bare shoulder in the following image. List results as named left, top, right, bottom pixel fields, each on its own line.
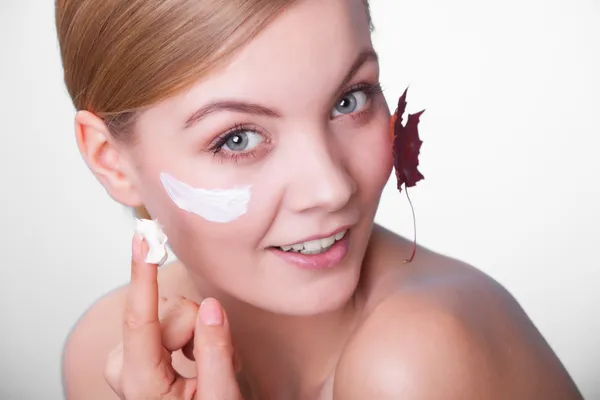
left=62, top=282, right=127, bottom=399
left=333, top=226, right=582, bottom=400
left=61, top=261, right=188, bottom=400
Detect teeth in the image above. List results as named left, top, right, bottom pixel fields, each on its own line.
left=320, top=235, right=335, bottom=248
left=303, top=239, right=322, bottom=252
left=277, top=230, right=347, bottom=254
left=300, top=248, right=325, bottom=255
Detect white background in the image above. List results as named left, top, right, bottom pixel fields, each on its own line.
left=1, top=0, right=598, bottom=399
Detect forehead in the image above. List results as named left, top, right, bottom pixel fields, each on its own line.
left=152, top=0, right=373, bottom=120
left=221, top=0, right=372, bottom=81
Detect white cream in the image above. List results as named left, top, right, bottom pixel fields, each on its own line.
left=135, top=218, right=168, bottom=266
left=160, top=172, right=252, bottom=223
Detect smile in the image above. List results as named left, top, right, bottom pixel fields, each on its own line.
left=275, top=230, right=348, bottom=255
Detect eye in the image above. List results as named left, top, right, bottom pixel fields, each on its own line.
left=331, top=89, right=369, bottom=117
left=222, top=130, right=264, bottom=152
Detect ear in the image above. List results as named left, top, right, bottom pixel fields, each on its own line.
left=75, top=110, right=143, bottom=208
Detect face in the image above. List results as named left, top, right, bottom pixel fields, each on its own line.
left=122, top=0, right=392, bottom=314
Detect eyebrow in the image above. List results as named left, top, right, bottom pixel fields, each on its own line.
left=183, top=101, right=280, bottom=129
left=183, top=49, right=379, bottom=130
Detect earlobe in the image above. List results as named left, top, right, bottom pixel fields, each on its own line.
left=74, top=110, right=143, bottom=208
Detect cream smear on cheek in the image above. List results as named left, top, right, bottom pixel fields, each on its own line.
left=159, top=172, right=252, bottom=223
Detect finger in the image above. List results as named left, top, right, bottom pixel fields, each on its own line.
left=182, top=339, right=243, bottom=373
left=104, top=344, right=124, bottom=398
left=122, top=234, right=167, bottom=378
left=181, top=300, right=242, bottom=370
left=194, top=298, right=241, bottom=399
left=158, top=296, right=198, bottom=352
left=182, top=338, right=195, bottom=361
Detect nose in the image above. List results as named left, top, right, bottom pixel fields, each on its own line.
left=284, top=134, right=357, bottom=214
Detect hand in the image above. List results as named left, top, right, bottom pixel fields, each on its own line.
left=104, top=234, right=243, bottom=399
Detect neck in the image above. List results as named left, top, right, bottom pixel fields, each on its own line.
left=183, top=271, right=362, bottom=398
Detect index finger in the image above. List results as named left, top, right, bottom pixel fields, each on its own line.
left=122, top=233, right=164, bottom=371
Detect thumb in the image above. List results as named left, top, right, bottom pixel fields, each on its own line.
left=194, top=298, right=241, bottom=400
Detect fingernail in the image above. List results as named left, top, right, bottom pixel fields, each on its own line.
left=199, top=298, right=224, bottom=326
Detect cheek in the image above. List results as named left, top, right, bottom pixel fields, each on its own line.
left=129, top=135, right=273, bottom=266
left=153, top=199, right=265, bottom=280
left=149, top=175, right=263, bottom=243
left=130, top=168, right=253, bottom=261
left=348, top=114, right=394, bottom=201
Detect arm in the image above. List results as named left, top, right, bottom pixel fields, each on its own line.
left=334, top=289, right=583, bottom=400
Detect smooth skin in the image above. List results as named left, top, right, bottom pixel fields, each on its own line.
left=61, top=0, right=583, bottom=398
left=63, top=229, right=583, bottom=399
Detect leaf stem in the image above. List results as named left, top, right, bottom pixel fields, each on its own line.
left=403, top=186, right=417, bottom=263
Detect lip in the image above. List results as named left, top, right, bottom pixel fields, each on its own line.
left=269, top=230, right=350, bottom=270
left=274, top=225, right=352, bottom=248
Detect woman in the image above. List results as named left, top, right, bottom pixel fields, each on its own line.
left=57, top=0, right=582, bottom=398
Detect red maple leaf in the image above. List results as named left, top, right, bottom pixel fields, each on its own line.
left=390, top=88, right=425, bottom=263
left=391, top=88, right=425, bottom=192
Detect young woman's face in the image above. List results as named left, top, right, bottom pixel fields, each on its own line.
left=127, top=0, right=392, bottom=314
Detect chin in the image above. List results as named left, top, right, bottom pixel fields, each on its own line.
left=258, top=252, right=364, bottom=316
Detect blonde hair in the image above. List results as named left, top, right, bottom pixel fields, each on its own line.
left=55, top=0, right=371, bottom=218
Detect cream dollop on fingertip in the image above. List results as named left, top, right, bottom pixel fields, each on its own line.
left=134, top=218, right=168, bottom=266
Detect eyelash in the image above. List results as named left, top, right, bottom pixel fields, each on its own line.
left=207, top=123, right=270, bottom=163
left=336, top=82, right=384, bottom=119
left=208, top=81, right=384, bottom=163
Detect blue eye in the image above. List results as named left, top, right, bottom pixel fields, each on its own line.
left=222, top=130, right=264, bottom=152
left=331, top=90, right=369, bottom=117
